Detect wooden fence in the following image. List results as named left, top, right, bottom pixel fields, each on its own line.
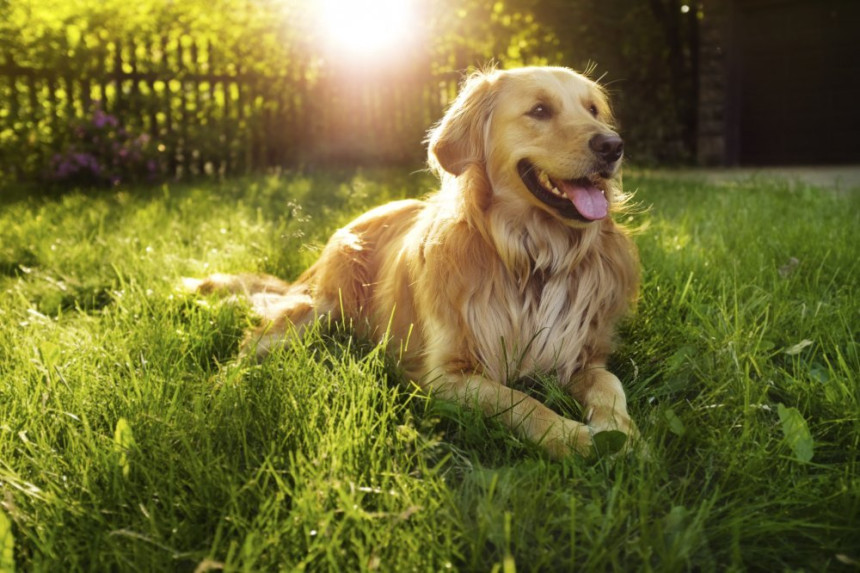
left=0, top=36, right=460, bottom=183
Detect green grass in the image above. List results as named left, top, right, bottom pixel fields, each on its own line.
left=0, top=170, right=858, bottom=571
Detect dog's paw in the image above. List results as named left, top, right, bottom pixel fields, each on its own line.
left=539, top=418, right=594, bottom=460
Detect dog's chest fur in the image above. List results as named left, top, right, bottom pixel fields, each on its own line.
left=465, top=265, right=603, bottom=383
left=462, top=222, right=615, bottom=383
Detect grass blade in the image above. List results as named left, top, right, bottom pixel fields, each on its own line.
left=0, top=510, right=14, bottom=573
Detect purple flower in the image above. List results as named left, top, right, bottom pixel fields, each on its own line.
left=55, top=160, right=73, bottom=178
left=92, top=109, right=119, bottom=129
left=92, top=109, right=108, bottom=129
left=52, top=103, right=164, bottom=186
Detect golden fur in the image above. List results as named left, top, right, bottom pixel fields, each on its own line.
left=190, top=66, right=640, bottom=458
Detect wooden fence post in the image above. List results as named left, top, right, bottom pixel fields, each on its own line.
left=1, top=36, right=451, bottom=182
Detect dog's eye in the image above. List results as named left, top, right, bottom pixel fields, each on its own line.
left=588, top=104, right=599, bottom=118
left=527, top=103, right=552, bottom=120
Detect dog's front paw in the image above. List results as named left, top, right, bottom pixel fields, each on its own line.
left=539, top=418, right=595, bottom=460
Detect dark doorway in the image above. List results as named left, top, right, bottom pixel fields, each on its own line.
left=735, top=0, right=860, bottom=165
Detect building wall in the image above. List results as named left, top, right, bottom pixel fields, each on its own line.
left=697, top=0, right=860, bottom=166
left=697, top=0, right=733, bottom=165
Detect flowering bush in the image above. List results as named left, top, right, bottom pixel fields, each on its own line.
left=50, top=103, right=164, bottom=187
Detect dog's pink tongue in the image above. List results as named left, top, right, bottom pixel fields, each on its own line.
left=559, top=180, right=608, bottom=220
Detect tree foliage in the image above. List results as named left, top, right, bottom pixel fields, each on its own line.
left=0, top=0, right=699, bottom=186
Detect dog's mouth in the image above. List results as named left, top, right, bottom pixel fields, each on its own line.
left=517, top=160, right=609, bottom=221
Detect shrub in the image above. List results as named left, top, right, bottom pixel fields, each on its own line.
left=49, top=102, right=164, bottom=187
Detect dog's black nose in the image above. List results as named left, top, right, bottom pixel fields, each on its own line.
left=589, top=133, right=624, bottom=164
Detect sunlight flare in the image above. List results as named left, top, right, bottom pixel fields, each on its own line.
left=314, top=0, right=418, bottom=60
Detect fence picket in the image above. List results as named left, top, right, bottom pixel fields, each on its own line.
left=1, top=34, right=460, bottom=182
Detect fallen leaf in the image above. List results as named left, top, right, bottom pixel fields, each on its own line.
left=193, top=558, right=225, bottom=573
left=664, top=407, right=686, bottom=437
left=785, top=339, right=813, bottom=356
left=592, top=430, right=627, bottom=456
left=398, top=505, right=422, bottom=521
left=777, top=404, right=814, bottom=462
left=778, top=257, right=800, bottom=278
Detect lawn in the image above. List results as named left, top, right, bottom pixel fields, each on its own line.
left=0, top=170, right=858, bottom=571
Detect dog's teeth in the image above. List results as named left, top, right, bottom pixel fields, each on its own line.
left=538, top=171, right=560, bottom=195
left=538, top=171, right=551, bottom=187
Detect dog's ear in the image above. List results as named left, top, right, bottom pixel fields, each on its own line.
left=428, top=71, right=497, bottom=176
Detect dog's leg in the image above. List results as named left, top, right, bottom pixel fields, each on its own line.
left=184, top=272, right=293, bottom=297
left=239, top=285, right=345, bottom=360
left=426, top=373, right=593, bottom=459
left=568, top=366, right=639, bottom=443
left=240, top=291, right=312, bottom=360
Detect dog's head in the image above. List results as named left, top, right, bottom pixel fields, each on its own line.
left=428, top=66, right=623, bottom=226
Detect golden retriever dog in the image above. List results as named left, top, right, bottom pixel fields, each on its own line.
left=189, top=66, right=640, bottom=458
